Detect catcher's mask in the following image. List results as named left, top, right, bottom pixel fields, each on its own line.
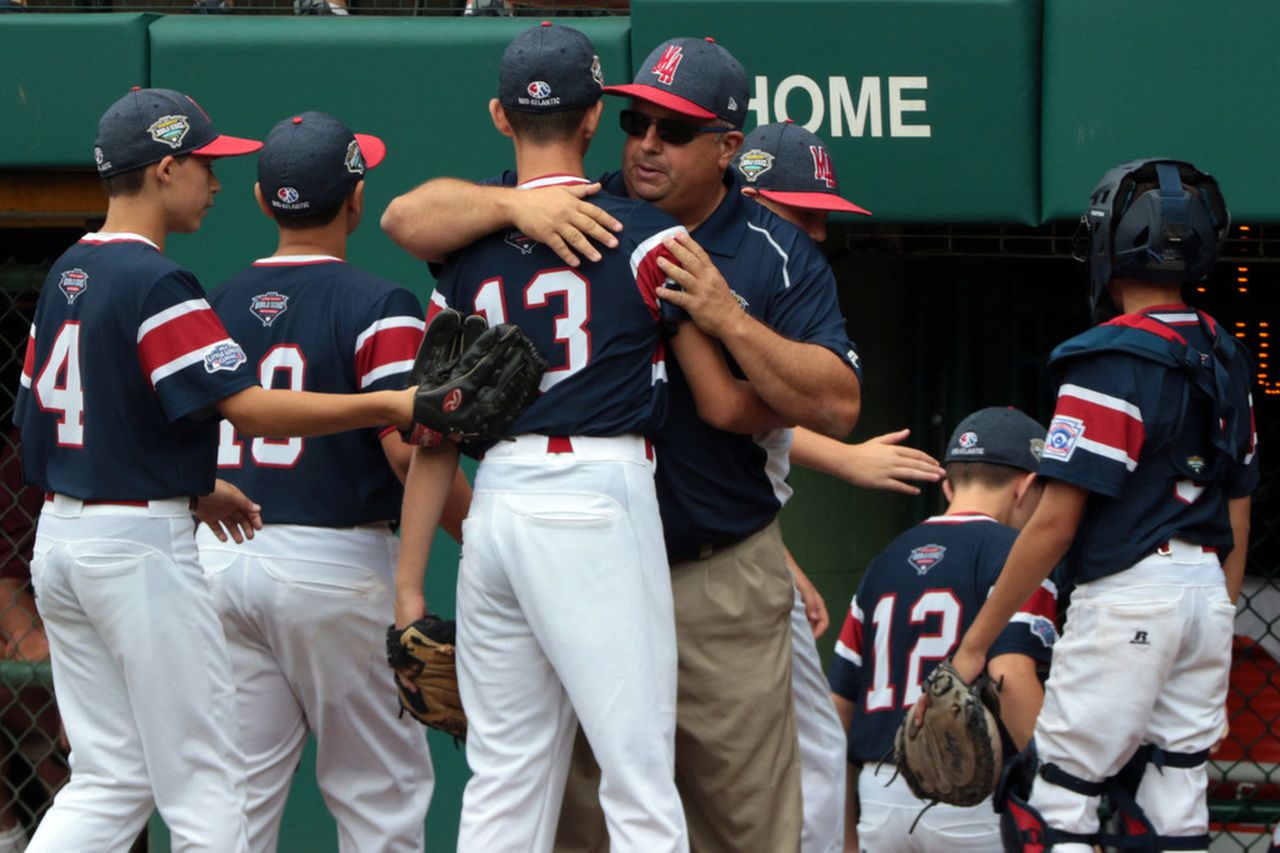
left=1071, top=158, right=1230, bottom=323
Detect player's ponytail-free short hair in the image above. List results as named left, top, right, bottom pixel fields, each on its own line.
left=503, top=107, right=591, bottom=145
left=274, top=201, right=345, bottom=231
left=945, top=461, right=1027, bottom=491
left=102, top=154, right=191, bottom=198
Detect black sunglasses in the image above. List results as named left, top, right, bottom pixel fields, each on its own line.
left=618, top=109, right=731, bottom=145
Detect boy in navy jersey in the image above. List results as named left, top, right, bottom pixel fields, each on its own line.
left=385, top=37, right=863, bottom=853
left=391, top=25, right=782, bottom=853
left=199, top=112, right=467, bottom=853
left=830, top=406, right=1057, bottom=851
left=943, top=160, right=1258, bottom=851
left=12, top=89, right=419, bottom=853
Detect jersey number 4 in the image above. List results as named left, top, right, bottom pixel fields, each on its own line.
left=865, top=590, right=962, bottom=711
left=473, top=270, right=589, bottom=392
left=218, top=345, right=306, bottom=468
left=33, top=322, right=85, bottom=447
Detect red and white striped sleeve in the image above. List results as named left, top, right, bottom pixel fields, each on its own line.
left=630, top=225, right=687, bottom=321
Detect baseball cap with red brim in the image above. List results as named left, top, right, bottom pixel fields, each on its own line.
left=604, top=36, right=748, bottom=129
left=734, top=120, right=872, bottom=215
left=257, top=111, right=386, bottom=219
left=94, top=87, right=262, bottom=178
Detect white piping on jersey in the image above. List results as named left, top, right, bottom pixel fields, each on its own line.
left=756, top=427, right=794, bottom=508
left=629, top=225, right=687, bottom=280
left=361, top=359, right=416, bottom=389
left=149, top=338, right=238, bottom=385
left=81, top=231, right=160, bottom=250
left=137, top=298, right=211, bottom=342
left=19, top=325, right=34, bottom=388
left=1246, top=392, right=1257, bottom=465
left=1057, top=383, right=1143, bottom=423
left=353, top=316, right=426, bottom=355
left=921, top=513, right=997, bottom=524
left=1148, top=311, right=1199, bottom=325
left=252, top=254, right=343, bottom=265
left=745, top=222, right=791, bottom=289
left=1075, top=436, right=1139, bottom=471
left=652, top=360, right=667, bottom=386
left=833, top=641, right=862, bottom=667
left=517, top=175, right=594, bottom=190
left=428, top=290, right=450, bottom=312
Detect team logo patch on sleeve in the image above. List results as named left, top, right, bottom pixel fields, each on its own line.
left=737, top=149, right=775, bottom=183
left=908, top=544, right=946, bottom=575
left=1029, top=615, right=1057, bottom=648
left=203, top=341, right=247, bottom=374
left=1043, top=415, right=1085, bottom=462
left=148, top=115, right=191, bottom=149
left=58, top=269, right=89, bottom=304
left=250, top=291, right=289, bottom=327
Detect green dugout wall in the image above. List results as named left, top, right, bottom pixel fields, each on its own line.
left=1, top=3, right=1279, bottom=850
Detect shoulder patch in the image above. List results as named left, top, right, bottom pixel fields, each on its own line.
left=1029, top=615, right=1057, bottom=648
left=203, top=341, right=247, bottom=374
left=908, top=544, right=945, bottom=575
left=504, top=231, right=537, bottom=255
left=1043, top=415, right=1084, bottom=463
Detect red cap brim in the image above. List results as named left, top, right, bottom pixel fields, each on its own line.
left=602, top=84, right=717, bottom=121
left=758, top=189, right=872, bottom=216
left=354, top=133, right=386, bottom=170
left=192, top=134, right=263, bottom=159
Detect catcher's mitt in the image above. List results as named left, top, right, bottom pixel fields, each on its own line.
left=404, top=310, right=546, bottom=449
left=385, top=615, right=467, bottom=742
left=894, top=660, right=1002, bottom=807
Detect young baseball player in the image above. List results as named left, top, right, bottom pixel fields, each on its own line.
left=384, top=37, right=863, bottom=853
left=12, top=88, right=419, bottom=853
left=941, top=159, right=1257, bottom=851
left=391, top=24, right=782, bottom=853
left=829, top=406, right=1057, bottom=851
left=727, top=118, right=946, bottom=853
left=196, top=111, right=466, bottom=853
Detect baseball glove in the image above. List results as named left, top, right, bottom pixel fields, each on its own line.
left=894, top=660, right=1003, bottom=807
left=385, top=615, right=467, bottom=742
left=404, top=310, right=546, bottom=449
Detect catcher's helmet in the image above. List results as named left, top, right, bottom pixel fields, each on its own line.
left=1074, top=158, right=1230, bottom=320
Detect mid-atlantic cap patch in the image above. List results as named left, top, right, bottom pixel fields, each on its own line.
left=944, top=406, right=1047, bottom=473
left=604, top=36, right=749, bottom=129
left=498, top=23, right=604, bottom=114
left=257, top=111, right=386, bottom=219
left=95, top=87, right=261, bottom=178
left=734, top=121, right=871, bottom=216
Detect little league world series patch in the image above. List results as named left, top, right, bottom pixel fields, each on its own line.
left=1044, top=415, right=1085, bottom=462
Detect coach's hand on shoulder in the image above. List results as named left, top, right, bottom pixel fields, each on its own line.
left=657, top=233, right=744, bottom=340
left=507, top=183, right=621, bottom=268
left=195, top=479, right=263, bottom=544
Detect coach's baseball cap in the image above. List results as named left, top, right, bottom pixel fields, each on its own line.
left=735, top=121, right=871, bottom=216
left=944, top=407, right=1046, bottom=473
left=256, top=112, right=386, bottom=218
left=604, top=36, right=748, bottom=129
left=499, top=22, right=604, bottom=114
left=94, top=87, right=261, bottom=179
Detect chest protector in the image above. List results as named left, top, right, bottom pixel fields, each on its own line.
left=1047, top=310, right=1253, bottom=487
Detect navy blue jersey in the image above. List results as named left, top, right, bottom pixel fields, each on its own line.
left=211, top=256, right=424, bottom=526
left=827, top=514, right=1058, bottom=764
left=600, top=171, right=861, bottom=562
left=1039, top=306, right=1260, bottom=583
left=14, top=233, right=256, bottom=500
left=431, top=175, right=684, bottom=438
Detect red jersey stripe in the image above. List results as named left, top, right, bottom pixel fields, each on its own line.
left=138, top=306, right=233, bottom=386
left=355, top=324, right=424, bottom=388
left=1055, top=387, right=1145, bottom=459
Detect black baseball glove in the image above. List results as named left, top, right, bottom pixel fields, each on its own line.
left=385, top=615, right=467, bottom=742
left=403, top=309, right=546, bottom=449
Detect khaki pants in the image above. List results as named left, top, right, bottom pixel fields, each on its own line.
left=555, top=520, right=802, bottom=853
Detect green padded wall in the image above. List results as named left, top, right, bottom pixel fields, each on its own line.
left=630, top=0, right=1043, bottom=224
left=1041, top=0, right=1280, bottom=223
left=0, top=14, right=154, bottom=166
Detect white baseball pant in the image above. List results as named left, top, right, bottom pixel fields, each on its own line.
left=28, top=495, right=248, bottom=853
left=856, top=761, right=1000, bottom=852
left=198, top=523, right=433, bottom=853
left=789, top=585, right=847, bottom=853
left=1028, top=541, right=1233, bottom=853
left=455, top=434, right=687, bottom=853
